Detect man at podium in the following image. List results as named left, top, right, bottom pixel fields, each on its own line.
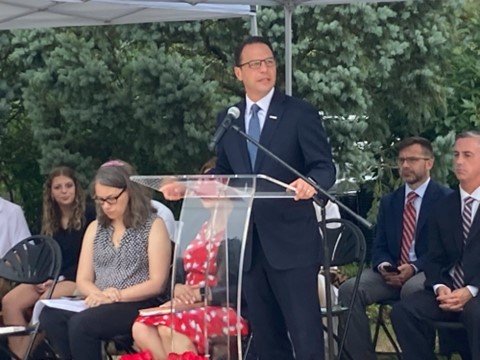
left=213, top=36, right=336, bottom=360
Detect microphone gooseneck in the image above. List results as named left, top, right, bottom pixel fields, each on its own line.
left=208, top=106, right=241, bottom=151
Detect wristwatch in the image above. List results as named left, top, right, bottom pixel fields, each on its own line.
left=199, top=287, right=210, bottom=301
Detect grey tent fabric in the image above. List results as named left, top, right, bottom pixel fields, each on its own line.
left=0, top=0, right=253, bottom=30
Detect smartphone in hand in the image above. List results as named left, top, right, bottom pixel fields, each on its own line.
left=383, top=265, right=400, bottom=274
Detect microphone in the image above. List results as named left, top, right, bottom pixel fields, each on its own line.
left=208, top=106, right=241, bottom=151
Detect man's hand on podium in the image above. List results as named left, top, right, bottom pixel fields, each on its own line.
left=160, top=181, right=186, bottom=201
left=289, top=178, right=317, bottom=201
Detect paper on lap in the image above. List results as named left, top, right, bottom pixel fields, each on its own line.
left=0, top=326, right=27, bottom=334
left=139, top=302, right=203, bottom=316
left=31, top=299, right=87, bottom=324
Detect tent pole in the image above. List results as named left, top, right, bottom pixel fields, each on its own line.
left=284, top=3, right=293, bottom=95
left=250, top=5, right=258, bottom=35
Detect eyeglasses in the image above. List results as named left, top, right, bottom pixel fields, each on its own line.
left=238, top=57, right=276, bottom=69
left=396, top=157, right=431, bottom=165
left=93, top=188, right=126, bottom=205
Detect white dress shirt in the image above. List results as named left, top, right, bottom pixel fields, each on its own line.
left=433, top=186, right=480, bottom=297
left=151, top=200, right=176, bottom=243
left=0, top=197, right=31, bottom=257
left=378, top=178, right=431, bottom=272
left=404, top=178, right=430, bottom=264
left=244, top=87, right=275, bottom=133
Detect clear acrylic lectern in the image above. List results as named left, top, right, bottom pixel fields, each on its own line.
left=131, top=174, right=295, bottom=359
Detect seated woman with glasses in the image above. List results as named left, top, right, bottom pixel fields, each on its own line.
left=39, top=160, right=172, bottom=360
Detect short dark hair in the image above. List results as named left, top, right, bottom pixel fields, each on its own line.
left=455, top=130, right=480, bottom=141
left=234, top=36, right=275, bottom=67
left=396, top=136, right=434, bottom=158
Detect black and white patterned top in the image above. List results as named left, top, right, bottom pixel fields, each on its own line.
left=93, top=214, right=155, bottom=290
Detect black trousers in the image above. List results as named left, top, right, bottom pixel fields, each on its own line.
left=39, top=299, right=159, bottom=360
left=391, top=289, right=480, bottom=360
left=242, top=230, right=324, bottom=360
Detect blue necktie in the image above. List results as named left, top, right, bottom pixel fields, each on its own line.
left=247, top=104, right=261, bottom=170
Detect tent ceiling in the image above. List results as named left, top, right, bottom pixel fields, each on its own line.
left=0, top=0, right=254, bottom=30
left=0, top=0, right=408, bottom=94
left=118, top=0, right=403, bottom=7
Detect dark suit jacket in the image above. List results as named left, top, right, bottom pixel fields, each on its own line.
left=214, top=89, right=336, bottom=270
left=371, top=180, right=452, bottom=271
left=425, top=189, right=480, bottom=289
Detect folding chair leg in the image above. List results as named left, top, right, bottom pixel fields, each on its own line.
left=322, top=324, right=354, bottom=360
left=372, top=305, right=383, bottom=350
left=372, top=305, right=402, bottom=359
left=23, top=323, right=40, bottom=360
left=102, top=341, right=115, bottom=360
left=382, top=326, right=402, bottom=359
left=243, top=333, right=253, bottom=360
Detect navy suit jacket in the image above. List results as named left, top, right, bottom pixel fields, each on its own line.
left=214, top=89, right=336, bottom=270
left=425, top=189, right=480, bottom=289
left=371, top=180, right=452, bottom=272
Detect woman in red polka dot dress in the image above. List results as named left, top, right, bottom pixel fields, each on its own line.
left=126, top=198, right=249, bottom=360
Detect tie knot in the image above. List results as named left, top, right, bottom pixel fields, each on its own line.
left=251, top=104, right=261, bottom=115
left=406, top=191, right=418, bottom=203
left=465, top=196, right=475, bottom=207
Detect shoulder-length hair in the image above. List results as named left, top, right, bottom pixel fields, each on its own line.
left=93, top=161, right=154, bottom=229
left=41, top=166, right=86, bottom=236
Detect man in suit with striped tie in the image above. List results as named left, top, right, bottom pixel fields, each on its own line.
left=338, top=137, right=452, bottom=360
left=392, top=131, right=480, bottom=360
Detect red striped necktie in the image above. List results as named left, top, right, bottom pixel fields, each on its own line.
left=400, top=191, right=418, bottom=265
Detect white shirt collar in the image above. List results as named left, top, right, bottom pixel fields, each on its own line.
left=405, top=177, right=431, bottom=199
left=459, top=186, right=480, bottom=203
left=246, top=87, right=275, bottom=116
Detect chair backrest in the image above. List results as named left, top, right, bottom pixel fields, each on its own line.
left=0, top=235, right=62, bottom=299
left=323, top=219, right=366, bottom=267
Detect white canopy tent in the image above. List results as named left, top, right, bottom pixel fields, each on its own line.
left=0, top=2, right=409, bottom=358
left=1, top=0, right=407, bottom=94
left=0, top=0, right=255, bottom=30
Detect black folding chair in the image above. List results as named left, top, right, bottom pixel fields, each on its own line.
left=319, top=218, right=367, bottom=360
left=372, top=299, right=402, bottom=359
left=433, top=321, right=469, bottom=359
left=0, top=235, right=62, bottom=360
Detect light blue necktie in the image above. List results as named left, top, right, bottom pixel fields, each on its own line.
left=247, top=104, right=261, bottom=170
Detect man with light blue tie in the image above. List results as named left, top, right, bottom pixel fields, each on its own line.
left=213, top=36, right=336, bottom=359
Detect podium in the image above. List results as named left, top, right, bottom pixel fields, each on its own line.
left=131, top=174, right=295, bottom=359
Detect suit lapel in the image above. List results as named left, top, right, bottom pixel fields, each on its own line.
left=415, top=181, right=437, bottom=237
left=232, top=100, right=252, bottom=174
left=393, top=187, right=405, bottom=250
left=451, top=191, right=464, bottom=252
left=254, top=90, right=285, bottom=172
left=465, top=201, right=480, bottom=247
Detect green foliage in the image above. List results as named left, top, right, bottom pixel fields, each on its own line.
left=12, top=27, right=228, bottom=182
left=0, top=31, right=43, bottom=231
left=0, top=0, right=478, bottom=231
left=439, top=0, right=480, bottom=133
left=292, top=1, right=457, bottom=198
